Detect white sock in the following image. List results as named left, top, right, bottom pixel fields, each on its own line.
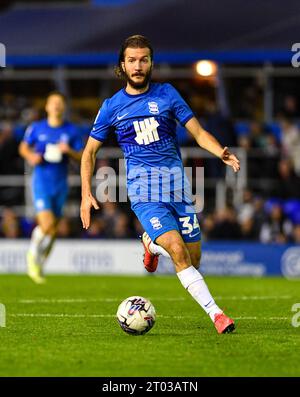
left=149, top=242, right=170, bottom=258
left=29, top=226, right=44, bottom=258
left=39, top=235, right=54, bottom=264
left=29, top=226, right=52, bottom=264
left=177, top=266, right=222, bottom=322
left=41, top=236, right=55, bottom=264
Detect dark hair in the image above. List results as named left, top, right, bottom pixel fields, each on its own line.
left=46, top=90, right=66, bottom=102
left=115, top=35, right=153, bottom=78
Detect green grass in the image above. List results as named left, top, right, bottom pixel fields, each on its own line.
left=0, top=275, right=300, bottom=377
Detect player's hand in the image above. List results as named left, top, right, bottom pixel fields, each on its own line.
left=28, top=153, right=43, bottom=166
left=80, top=193, right=100, bottom=229
left=221, top=147, right=240, bottom=173
left=58, top=142, right=71, bottom=154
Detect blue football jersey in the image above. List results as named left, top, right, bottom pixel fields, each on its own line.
left=90, top=83, right=194, bottom=203
left=23, top=119, right=83, bottom=194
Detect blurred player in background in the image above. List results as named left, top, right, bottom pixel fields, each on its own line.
left=19, top=92, right=83, bottom=284
left=80, top=35, right=240, bottom=333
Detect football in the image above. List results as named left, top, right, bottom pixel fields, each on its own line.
left=116, top=296, right=156, bottom=335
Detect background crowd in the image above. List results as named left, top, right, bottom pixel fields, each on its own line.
left=1, top=81, right=300, bottom=244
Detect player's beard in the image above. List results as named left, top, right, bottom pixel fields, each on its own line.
left=125, top=67, right=152, bottom=90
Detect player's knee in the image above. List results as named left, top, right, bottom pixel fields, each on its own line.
left=169, top=243, right=190, bottom=266
left=40, top=221, right=57, bottom=237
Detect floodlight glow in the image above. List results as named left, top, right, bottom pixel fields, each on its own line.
left=195, top=60, right=217, bottom=77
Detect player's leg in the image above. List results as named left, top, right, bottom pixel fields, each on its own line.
left=172, top=202, right=235, bottom=333
left=142, top=232, right=170, bottom=257
left=134, top=202, right=234, bottom=332
left=155, top=229, right=192, bottom=272
left=27, top=188, right=64, bottom=283
left=158, top=231, right=234, bottom=333
left=156, top=231, right=221, bottom=317
left=27, top=209, right=57, bottom=284
left=36, top=209, right=58, bottom=260
left=40, top=188, right=67, bottom=263
left=185, top=240, right=201, bottom=269
left=132, top=202, right=177, bottom=272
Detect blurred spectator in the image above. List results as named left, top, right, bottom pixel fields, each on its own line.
left=203, top=99, right=237, bottom=178
left=263, top=134, right=280, bottom=179
left=201, top=213, right=215, bottom=241
left=279, top=115, right=300, bottom=175
left=248, top=121, right=267, bottom=149
left=292, top=224, right=300, bottom=244
left=275, top=158, right=300, bottom=199
left=237, top=134, right=261, bottom=179
left=0, top=94, right=19, bottom=120
left=238, top=135, right=251, bottom=151
left=0, top=208, right=21, bottom=238
left=81, top=218, right=107, bottom=239
left=237, top=189, right=255, bottom=224
left=236, top=84, right=263, bottom=120
left=100, top=201, right=122, bottom=237
left=204, top=99, right=237, bottom=147
left=0, top=120, right=23, bottom=174
left=281, top=95, right=299, bottom=119
left=240, top=218, right=256, bottom=240
left=56, top=217, right=73, bottom=238
left=112, top=212, right=132, bottom=239
left=252, top=196, right=268, bottom=238
left=209, top=207, right=241, bottom=240
left=0, top=121, right=24, bottom=206
left=259, top=204, right=293, bottom=244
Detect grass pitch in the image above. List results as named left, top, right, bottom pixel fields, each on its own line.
left=0, top=274, right=299, bottom=377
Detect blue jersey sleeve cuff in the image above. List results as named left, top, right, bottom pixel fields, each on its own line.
left=180, top=113, right=194, bottom=126
left=90, top=132, right=106, bottom=142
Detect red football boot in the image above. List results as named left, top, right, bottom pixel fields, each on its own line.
left=214, top=312, right=235, bottom=334
left=141, top=232, right=159, bottom=273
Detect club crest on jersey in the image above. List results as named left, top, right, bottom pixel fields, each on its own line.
left=148, top=101, right=159, bottom=114
left=150, top=217, right=162, bottom=230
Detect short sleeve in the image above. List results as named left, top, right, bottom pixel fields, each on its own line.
left=90, top=99, right=112, bottom=142
left=23, top=123, right=37, bottom=146
left=167, top=84, right=194, bottom=126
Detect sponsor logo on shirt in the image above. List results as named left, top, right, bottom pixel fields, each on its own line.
left=133, top=117, right=160, bottom=145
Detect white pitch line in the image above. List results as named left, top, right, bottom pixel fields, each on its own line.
left=18, top=297, right=186, bottom=304
left=18, top=296, right=291, bottom=304
left=10, top=313, right=114, bottom=318
left=215, top=296, right=291, bottom=301
left=9, top=313, right=290, bottom=320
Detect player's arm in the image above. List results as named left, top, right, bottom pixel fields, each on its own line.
left=185, top=117, right=240, bottom=173
left=18, top=141, right=43, bottom=166
left=58, top=142, right=83, bottom=162
left=80, top=136, right=102, bottom=229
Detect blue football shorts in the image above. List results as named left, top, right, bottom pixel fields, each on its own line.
left=131, top=200, right=201, bottom=243
left=32, top=186, right=68, bottom=218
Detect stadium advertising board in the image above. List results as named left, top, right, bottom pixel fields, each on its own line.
left=0, top=240, right=299, bottom=277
